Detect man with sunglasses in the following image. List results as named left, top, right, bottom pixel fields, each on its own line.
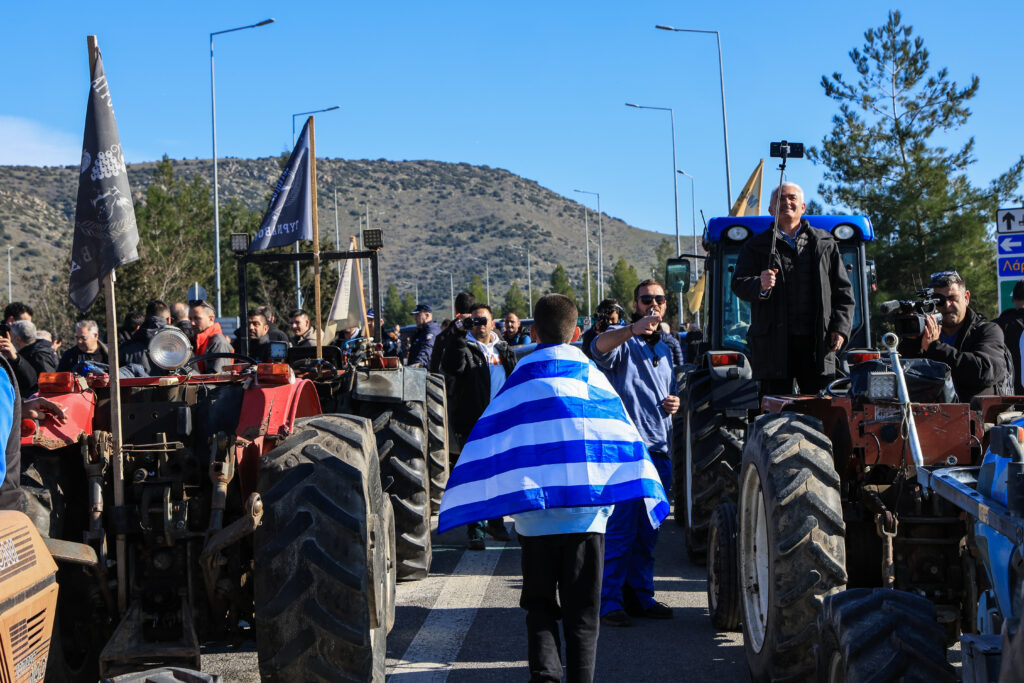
left=591, top=279, right=679, bottom=626
left=443, top=303, right=517, bottom=549
left=899, top=271, right=1010, bottom=401
left=732, top=182, right=855, bottom=395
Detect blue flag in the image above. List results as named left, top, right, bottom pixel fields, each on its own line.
left=438, top=343, right=669, bottom=534
left=250, top=117, right=313, bottom=252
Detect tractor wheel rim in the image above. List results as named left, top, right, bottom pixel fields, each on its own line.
left=740, top=463, right=769, bottom=652
left=685, top=410, right=694, bottom=528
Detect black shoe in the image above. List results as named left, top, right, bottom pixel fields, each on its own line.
left=600, top=610, right=633, bottom=627
left=638, top=601, right=673, bottom=619
left=622, top=585, right=644, bottom=617
left=486, top=519, right=511, bottom=542
left=468, top=538, right=485, bottom=550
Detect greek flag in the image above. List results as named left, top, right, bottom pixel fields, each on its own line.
left=438, top=343, right=669, bottom=534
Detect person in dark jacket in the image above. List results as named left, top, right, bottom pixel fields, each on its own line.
left=118, top=311, right=145, bottom=346
left=257, top=306, right=291, bottom=345
left=1, top=320, right=57, bottom=397
left=994, top=279, right=1024, bottom=395
left=731, top=182, right=855, bottom=395
left=899, top=271, right=1009, bottom=402
left=581, top=299, right=624, bottom=362
left=120, top=300, right=172, bottom=376
left=660, top=324, right=685, bottom=367
left=171, top=302, right=193, bottom=339
left=237, top=309, right=274, bottom=362
left=428, top=292, right=477, bottom=373
left=501, top=312, right=530, bottom=346
left=442, top=303, right=517, bottom=549
left=407, top=303, right=442, bottom=368
left=58, top=320, right=109, bottom=372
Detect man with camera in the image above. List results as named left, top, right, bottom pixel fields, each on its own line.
left=898, top=271, right=1009, bottom=401
left=590, top=280, right=679, bottom=626
left=442, top=303, right=517, bottom=549
left=581, top=299, right=624, bottom=361
left=732, top=182, right=855, bottom=395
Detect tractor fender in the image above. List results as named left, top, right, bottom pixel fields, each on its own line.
left=21, top=389, right=96, bottom=451
left=698, top=351, right=759, bottom=413
left=234, top=377, right=322, bottom=498
left=353, top=365, right=427, bottom=404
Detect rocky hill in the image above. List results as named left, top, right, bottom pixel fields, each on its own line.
left=0, top=157, right=674, bottom=313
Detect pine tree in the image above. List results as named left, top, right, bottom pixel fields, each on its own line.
left=468, top=273, right=488, bottom=308
left=502, top=282, right=528, bottom=318
left=383, top=284, right=406, bottom=326
left=550, top=265, right=576, bottom=301
left=810, top=11, right=1024, bottom=315
left=607, top=258, right=639, bottom=308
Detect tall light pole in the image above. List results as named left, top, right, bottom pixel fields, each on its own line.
left=468, top=257, right=491, bottom=306
left=438, top=270, right=455, bottom=319
left=574, top=189, right=604, bottom=299
left=678, top=169, right=699, bottom=326
left=5, top=247, right=12, bottom=303
left=396, top=280, right=420, bottom=303
left=290, top=106, right=340, bottom=307
left=656, top=24, right=733, bottom=209
left=580, top=206, right=592, bottom=316
left=210, top=17, right=274, bottom=317
left=626, top=103, right=681, bottom=262
left=509, top=245, right=533, bottom=317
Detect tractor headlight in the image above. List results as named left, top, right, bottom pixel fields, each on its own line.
left=725, top=226, right=750, bottom=241
left=866, top=371, right=899, bottom=403
left=148, top=327, right=193, bottom=370
left=832, top=224, right=856, bottom=240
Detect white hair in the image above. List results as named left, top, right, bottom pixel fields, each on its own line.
left=770, top=182, right=805, bottom=206
left=75, top=320, right=98, bottom=335
left=10, top=320, right=35, bottom=344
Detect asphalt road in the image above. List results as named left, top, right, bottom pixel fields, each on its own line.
left=201, top=510, right=747, bottom=682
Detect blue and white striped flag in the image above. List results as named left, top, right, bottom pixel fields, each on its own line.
left=438, top=343, right=669, bottom=534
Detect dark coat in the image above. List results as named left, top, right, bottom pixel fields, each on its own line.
left=120, top=316, right=170, bottom=376
left=57, top=341, right=109, bottom=373
left=9, top=339, right=58, bottom=398
left=442, top=332, right=516, bottom=436
left=408, top=321, right=441, bottom=368
left=429, top=321, right=459, bottom=373
left=994, top=307, right=1024, bottom=394
left=661, top=330, right=685, bottom=368
left=899, top=307, right=1008, bottom=402
left=731, top=220, right=855, bottom=380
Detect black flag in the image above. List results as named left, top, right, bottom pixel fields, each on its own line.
left=250, top=118, right=314, bottom=252
left=69, top=44, right=140, bottom=312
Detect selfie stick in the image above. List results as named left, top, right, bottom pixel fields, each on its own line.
left=767, top=141, right=793, bottom=273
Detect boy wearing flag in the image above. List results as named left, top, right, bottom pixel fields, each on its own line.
left=438, top=294, right=669, bottom=682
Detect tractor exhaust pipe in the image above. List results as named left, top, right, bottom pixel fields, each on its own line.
left=881, top=332, right=925, bottom=470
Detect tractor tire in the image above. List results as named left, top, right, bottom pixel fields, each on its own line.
left=707, top=502, right=741, bottom=631
left=426, top=373, right=450, bottom=515
left=680, top=370, right=746, bottom=565
left=382, top=496, right=397, bottom=633
left=360, top=399, right=433, bottom=580
left=671, top=366, right=692, bottom=528
left=738, top=412, right=847, bottom=682
left=254, top=414, right=389, bottom=683
left=817, top=588, right=955, bottom=682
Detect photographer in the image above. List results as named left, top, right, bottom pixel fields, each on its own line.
left=582, top=299, right=624, bottom=361
left=897, top=271, right=1009, bottom=401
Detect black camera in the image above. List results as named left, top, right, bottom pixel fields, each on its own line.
left=594, top=303, right=624, bottom=333
left=466, top=316, right=488, bottom=327
left=770, top=140, right=804, bottom=159
left=880, top=288, right=946, bottom=338
left=0, top=322, right=7, bottom=338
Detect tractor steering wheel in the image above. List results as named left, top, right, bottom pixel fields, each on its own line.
left=181, top=352, right=259, bottom=371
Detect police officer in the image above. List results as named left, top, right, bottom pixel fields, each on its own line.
left=407, top=304, right=441, bottom=368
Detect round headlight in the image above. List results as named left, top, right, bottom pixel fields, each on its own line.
left=833, top=224, right=856, bottom=240
left=148, top=327, right=193, bottom=370
left=725, top=226, right=750, bottom=241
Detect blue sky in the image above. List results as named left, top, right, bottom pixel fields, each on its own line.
left=3, top=1, right=1022, bottom=249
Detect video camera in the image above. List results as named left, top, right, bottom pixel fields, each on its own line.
left=594, top=302, right=625, bottom=333
left=879, top=288, right=947, bottom=338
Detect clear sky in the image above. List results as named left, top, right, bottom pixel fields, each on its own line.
left=3, top=1, right=1022, bottom=250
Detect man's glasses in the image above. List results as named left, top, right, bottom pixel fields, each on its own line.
left=638, top=295, right=667, bottom=305
left=929, top=270, right=963, bottom=287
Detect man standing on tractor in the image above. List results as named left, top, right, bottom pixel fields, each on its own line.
left=591, top=279, right=679, bottom=626
left=288, top=309, right=315, bottom=348
left=900, top=270, right=1009, bottom=401
left=407, top=303, right=441, bottom=368
left=57, top=320, right=109, bottom=372
left=189, top=301, right=233, bottom=373
left=731, top=182, right=856, bottom=395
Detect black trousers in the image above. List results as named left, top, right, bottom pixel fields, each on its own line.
left=520, top=532, right=603, bottom=683
left=759, top=334, right=832, bottom=397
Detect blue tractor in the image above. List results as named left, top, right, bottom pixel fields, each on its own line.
left=666, top=214, right=876, bottom=628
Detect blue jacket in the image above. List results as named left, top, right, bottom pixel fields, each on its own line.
left=407, top=321, right=441, bottom=367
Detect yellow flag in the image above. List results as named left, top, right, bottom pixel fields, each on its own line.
left=687, top=271, right=706, bottom=314
left=729, top=159, right=764, bottom=216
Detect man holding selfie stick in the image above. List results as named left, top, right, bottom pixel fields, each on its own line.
left=442, top=303, right=517, bottom=549
left=732, top=169, right=855, bottom=395
left=591, top=279, right=679, bottom=626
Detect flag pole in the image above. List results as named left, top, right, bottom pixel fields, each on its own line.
left=309, top=116, right=322, bottom=360
left=88, top=34, right=128, bottom=614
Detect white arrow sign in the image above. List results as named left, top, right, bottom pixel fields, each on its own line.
left=1001, top=236, right=1024, bottom=251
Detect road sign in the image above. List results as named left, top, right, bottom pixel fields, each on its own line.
left=999, top=235, right=1024, bottom=255
left=997, top=207, right=1024, bottom=234
left=187, top=283, right=208, bottom=302
left=999, top=279, right=1019, bottom=313
left=998, top=257, right=1024, bottom=278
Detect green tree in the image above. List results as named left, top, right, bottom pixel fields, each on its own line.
left=468, top=273, right=488, bottom=308
left=383, top=283, right=407, bottom=326
left=652, top=238, right=675, bottom=280
left=607, top=257, right=639, bottom=307
left=502, top=282, right=528, bottom=318
left=401, top=292, right=417, bottom=322
left=810, top=11, right=1024, bottom=315
left=549, top=264, right=576, bottom=301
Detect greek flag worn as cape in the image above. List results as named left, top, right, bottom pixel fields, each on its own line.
left=437, top=343, right=669, bottom=534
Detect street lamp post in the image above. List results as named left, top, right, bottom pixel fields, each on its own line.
left=438, top=270, right=455, bottom=319
left=210, top=17, right=274, bottom=316
left=625, top=103, right=681, bottom=260
left=509, top=245, right=533, bottom=317
left=468, top=257, right=491, bottom=306
left=5, top=247, right=12, bottom=302
left=581, top=206, right=592, bottom=316
left=290, top=106, right=340, bottom=307
left=656, top=24, right=733, bottom=209
left=574, top=189, right=604, bottom=299
left=677, top=169, right=699, bottom=326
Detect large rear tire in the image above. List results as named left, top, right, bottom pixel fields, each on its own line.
left=254, top=414, right=389, bottom=682
left=738, top=412, right=846, bottom=682
left=680, top=370, right=745, bottom=565
left=817, top=588, right=955, bottom=682
left=360, top=399, right=433, bottom=580
left=707, top=502, right=741, bottom=631
left=426, top=373, right=450, bottom=515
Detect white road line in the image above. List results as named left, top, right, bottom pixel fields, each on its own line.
left=387, top=543, right=507, bottom=681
